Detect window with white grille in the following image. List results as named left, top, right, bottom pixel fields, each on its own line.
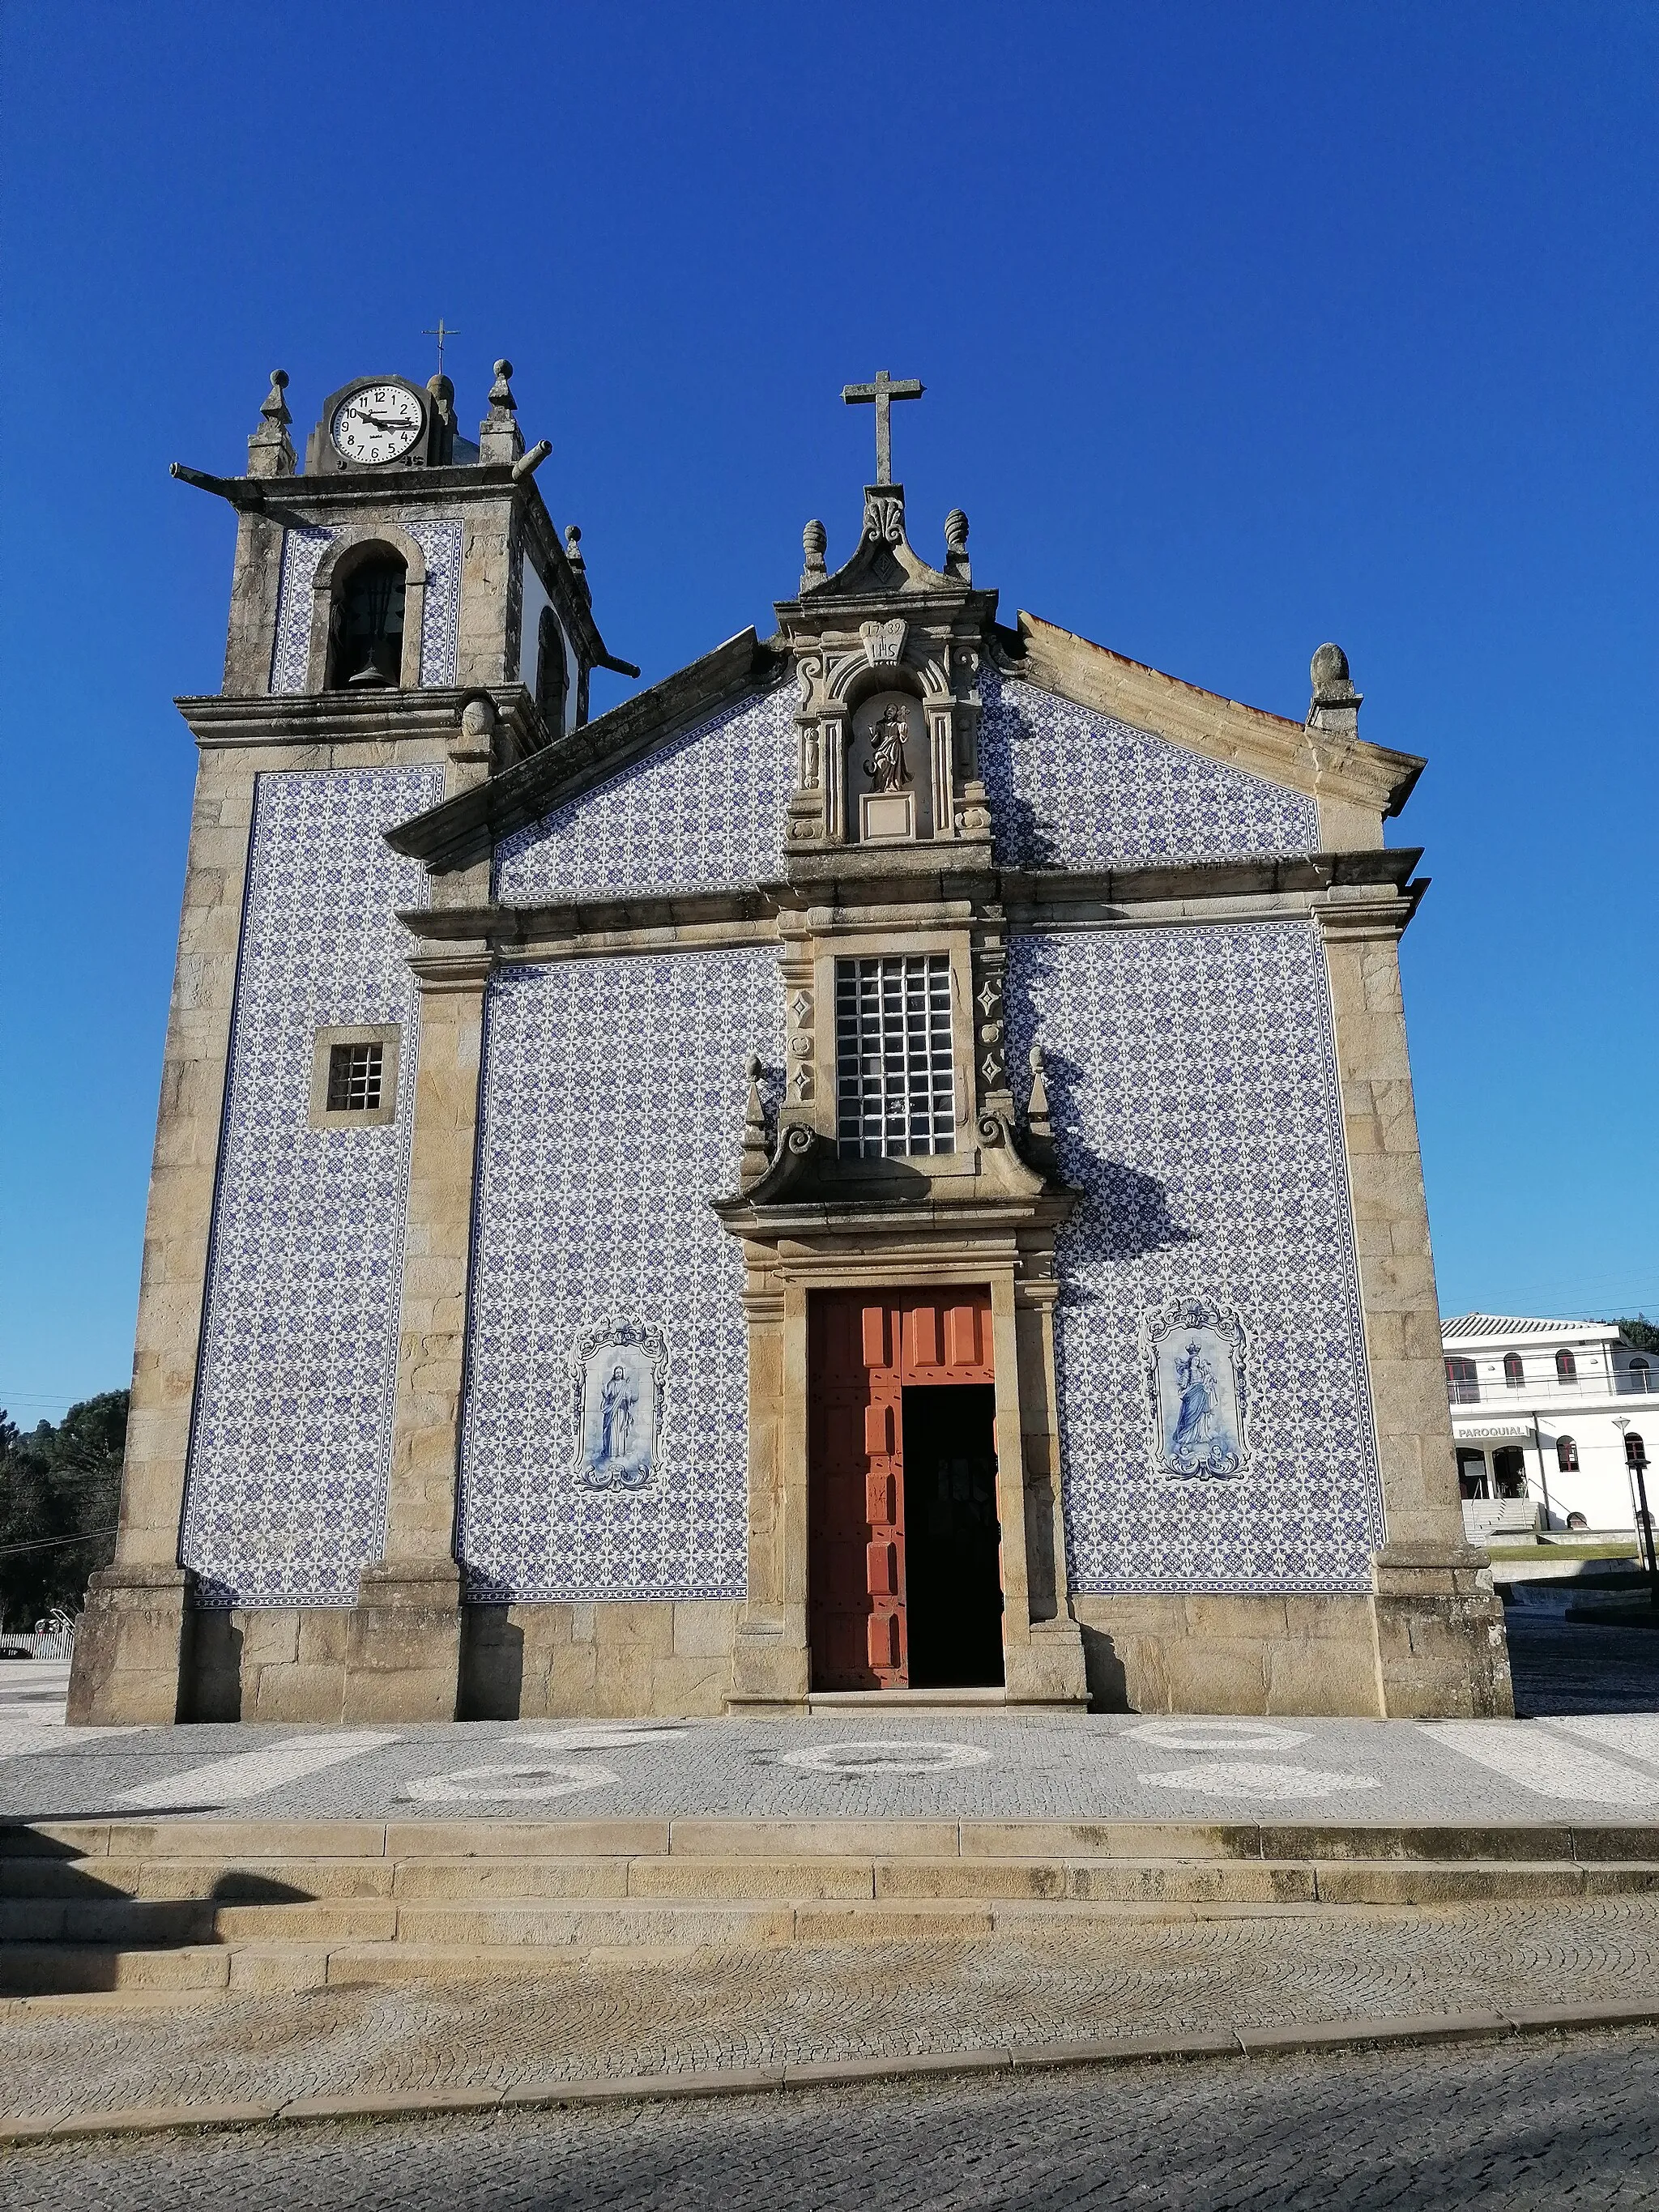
left=835, top=954, right=955, bottom=1157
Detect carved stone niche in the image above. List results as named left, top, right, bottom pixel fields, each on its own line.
left=849, top=691, right=932, bottom=842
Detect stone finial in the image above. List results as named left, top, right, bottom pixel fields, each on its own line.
left=565, top=522, right=591, bottom=603
left=739, top=1056, right=771, bottom=1189
left=246, top=368, right=295, bottom=477
left=479, top=356, right=525, bottom=465
left=452, top=693, right=497, bottom=765
left=801, top=518, right=828, bottom=592
left=1023, top=1043, right=1056, bottom=1172
left=1306, top=641, right=1363, bottom=738
left=944, top=507, right=970, bottom=582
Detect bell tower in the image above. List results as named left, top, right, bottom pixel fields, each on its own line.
left=170, top=358, right=634, bottom=748
left=66, top=356, right=638, bottom=1727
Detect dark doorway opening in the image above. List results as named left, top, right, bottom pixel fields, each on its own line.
left=1493, top=1446, right=1529, bottom=1501
left=901, top=1383, right=1004, bottom=1688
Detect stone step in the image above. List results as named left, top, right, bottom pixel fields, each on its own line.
left=0, top=1899, right=398, bottom=1946
left=0, top=1856, right=398, bottom=1902
left=2, top=1858, right=1655, bottom=1966
left=8, top=1850, right=1659, bottom=1912
left=11, top=1816, right=1659, bottom=1865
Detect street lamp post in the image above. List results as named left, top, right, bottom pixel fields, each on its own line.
left=1614, top=1418, right=1659, bottom=1609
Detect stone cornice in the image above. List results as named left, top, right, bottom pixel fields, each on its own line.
left=384, top=629, right=788, bottom=871
left=395, top=846, right=1427, bottom=954
left=996, top=612, right=1426, bottom=823
left=175, top=684, right=544, bottom=753
left=170, top=461, right=627, bottom=677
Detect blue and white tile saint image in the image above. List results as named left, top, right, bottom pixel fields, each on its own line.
left=571, top=1322, right=667, bottom=1490
left=1145, top=1297, right=1250, bottom=1480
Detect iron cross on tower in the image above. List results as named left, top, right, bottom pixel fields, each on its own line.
left=842, top=369, right=924, bottom=485
left=423, top=318, right=460, bottom=376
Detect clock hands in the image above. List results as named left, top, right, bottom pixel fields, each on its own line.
left=344, top=403, right=411, bottom=434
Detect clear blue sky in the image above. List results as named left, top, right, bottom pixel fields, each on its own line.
left=3, top=2, right=1655, bottom=1421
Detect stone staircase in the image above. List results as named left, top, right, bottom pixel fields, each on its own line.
left=3, top=1817, right=1657, bottom=1997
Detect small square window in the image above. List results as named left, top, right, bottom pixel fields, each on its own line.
left=326, top=1040, right=383, bottom=1113
left=309, top=1025, right=400, bottom=1129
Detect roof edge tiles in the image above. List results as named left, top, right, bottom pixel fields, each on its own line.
left=1441, top=1313, right=1618, bottom=1340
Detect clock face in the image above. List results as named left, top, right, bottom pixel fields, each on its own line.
left=331, top=382, right=424, bottom=466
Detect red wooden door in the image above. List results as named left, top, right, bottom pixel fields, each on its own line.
left=808, top=1289, right=995, bottom=1690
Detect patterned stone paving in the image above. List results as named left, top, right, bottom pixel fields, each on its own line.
left=5, top=1621, right=1659, bottom=1822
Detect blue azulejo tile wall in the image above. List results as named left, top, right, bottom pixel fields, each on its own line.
left=979, top=666, right=1320, bottom=871
left=493, top=683, right=797, bottom=904
left=456, top=946, right=784, bottom=1603
left=1004, top=921, right=1383, bottom=1595
left=180, top=766, right=442, bottom=1607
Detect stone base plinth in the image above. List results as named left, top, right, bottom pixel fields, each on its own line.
left=1074, top=1591, right=1386, bottom=1716
left=1372, top=1541, right=1515, bottom=1720
left=1003, top=1617, right=1090, bottom=1707
left=66, top=1565, right=192, bottom=1725
left=341, top=1561, right=463, bottom=1724
left=724, top=1613, right=812, bottom=1712
left=1075, top=1562, right=1513, bottom=1720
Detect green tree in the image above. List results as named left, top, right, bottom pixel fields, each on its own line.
left=1617, top=1317, right=1659, bottom=1356
left=0, top=1392, right=126, bottom=1630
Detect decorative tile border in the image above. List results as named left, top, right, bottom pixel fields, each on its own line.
left=268, top=526, right=331, bottom=694
left=1005, top=921, right=1384, bottom=1593
left=407, top=518, right=462, bottom=686
left=456, top=947, right=784, bottom=1601
left=979, top=665, right=1320, bottom=869
left=179, top=766, right=442, bottom=1606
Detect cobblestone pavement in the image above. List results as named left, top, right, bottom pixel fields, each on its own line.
left=1508, top=1609, right=1659, bottom=1714
left=6, top=1626, right=1659, bottom=1826
left=5, top=1899, right=1659, bottom=2119
left=3, top=2026, right=1657, bottom=2209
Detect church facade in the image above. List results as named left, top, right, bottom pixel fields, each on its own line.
left=68, top=361, right=1513, bottom=1725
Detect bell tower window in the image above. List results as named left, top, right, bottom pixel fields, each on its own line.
left=328, top=554, right=407, bottom=688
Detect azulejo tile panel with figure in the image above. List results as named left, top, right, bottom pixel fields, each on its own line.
left=180, top=766, right=442, bottom=1607
left=1004, top=920, right=1384, bottom=1596
left=456, top=946, right=784, bottom=1603
left=979, top=664, right=1320, bottom=870
left=493, top=682, right=798, bottom=903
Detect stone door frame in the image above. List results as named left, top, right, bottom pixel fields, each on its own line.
left=723, top=1223, right=1088, bottom=1710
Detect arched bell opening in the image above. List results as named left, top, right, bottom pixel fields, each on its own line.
left=326, top=545, right=408, bottom=689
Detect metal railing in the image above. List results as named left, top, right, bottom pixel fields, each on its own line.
left=0, top=1620, right=75, bottom=1660
left=1447, top=1370, right=1657, bottom=1407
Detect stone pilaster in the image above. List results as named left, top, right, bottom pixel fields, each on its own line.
left=1320, top=898, right=1513, bottom=1718
left=341, top=942, right=492, bottom=1723
left=67, top=749, right=256, bottom=1725
left=727, top=1272, right=809, bottom=1707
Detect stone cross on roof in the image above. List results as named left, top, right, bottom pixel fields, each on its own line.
left=842, top=369, right=923, bottom=485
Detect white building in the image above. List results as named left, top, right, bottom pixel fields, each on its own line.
left=1441, top=1314, right=1657, bottom=1537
